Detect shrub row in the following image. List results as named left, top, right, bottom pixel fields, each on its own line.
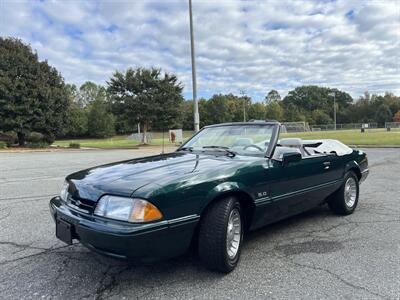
left=69, top=143, right=81, bottom=149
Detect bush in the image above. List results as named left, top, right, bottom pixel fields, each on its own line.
left=65, top=104, right=88, bottom=137
left=26, top=132, right=45, bottom=143
left=43, top=133, right=55, bottom=144
left=69, top=143, right=80, bottom=149
left=0, top=141, right=7, bottom=149
left=25, top=142, right=49, bottom=148
left=0, top=131, right=17, bottom=146
left=87, top=100, right=115, bottom=138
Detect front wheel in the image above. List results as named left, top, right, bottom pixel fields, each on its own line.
left=328, top=171, right=359, bottom=215
left=198, top=197, right=243, bottom=273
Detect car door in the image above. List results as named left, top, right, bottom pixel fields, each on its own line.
left=268, top=154, right=336, bottom=217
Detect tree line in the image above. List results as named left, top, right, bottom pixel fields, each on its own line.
left=1, top=37, right=399, bottom=146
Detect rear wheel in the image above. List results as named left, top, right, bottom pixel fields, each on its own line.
left=328, top=171, right=359, bottom=215
left=198, top=197, right=243, bottom=273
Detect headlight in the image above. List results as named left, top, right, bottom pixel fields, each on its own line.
left=60, top=181, right=69, bottom=202
left=94, top=196, right=163, bottom=223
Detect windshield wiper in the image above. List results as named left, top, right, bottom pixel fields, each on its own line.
left=178, top=146, right=193, bottom=152
left=202, top=146, right=236, bottom=157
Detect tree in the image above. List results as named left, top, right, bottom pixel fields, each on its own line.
left=265, top=89, right=281, bottom=104
left=0, top=37, right=69, bottom=145
left=205, top=94, right=235, bottom=124
left=282, top=86, right=353, bottom=123
left=375, top=104, right=392, bottom=125
left=65, top=102, right=88, bottom=137
left=310, top=109, right=332, bottom=125
left=181, top=100, right=194, bottom=130
left=87, top=98, right=115, bottom=138
left=283, top=103, right=306, bottom=122
left=265, top=101, right=284, bottom=121
left=248, top=102, right=266, bottom=120
left=78, top=81, right=103, bottom=108
left=107, top=68, right=184, bottom=143
left=393, top=111, right=400, bottom=122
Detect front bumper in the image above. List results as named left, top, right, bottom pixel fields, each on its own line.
left=360, top=168, right=369, bottom=183
left=49, top=197, right=199, bottom=262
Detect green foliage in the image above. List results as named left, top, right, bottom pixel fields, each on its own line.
left=0, top=37, right=69, bottom=146
left=26, top=132, right=44, bottom=143
left=375, top=104, right=392, bottom=124
left=393, top=111, right=400, bottom=122
left=65, top=102, right=88, bottom=137
left=107, top=68, right=184, bottom=142
left=282, top=86, right=352, bottom=122
left=87, top=98, right=115, bottom=138
left=77, top=81, right=106, bottom=108
left=0, top=141, right=6, bottom=149
left=69, top=142, right=80, bottom=149
left=196, top=94, right=251, bottom=127
left=248, top=102, right=266, bottom=120
left=348, top=93, right=400, bottom=124
left=181, top=100, right=194, bottom=130
left=310, top=109, right=332, bottom=125
left=265, top=89, right=281, bottom=104
left=265, top=102, right=284, bottom=121
left=283, top=103, right=306, bottom=122
left=26, top=141, right=49, bottom=148
left=0, top=131, right=17, bottom=146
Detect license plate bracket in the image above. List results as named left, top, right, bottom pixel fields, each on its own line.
left=56, top=219, right=73, bottom=245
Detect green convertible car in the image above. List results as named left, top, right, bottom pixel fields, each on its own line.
left=50, top=121, right=369, bottom=272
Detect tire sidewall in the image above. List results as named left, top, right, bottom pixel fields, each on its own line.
left=224, top=199, right=243, bottom=269
left=342, top=171, right=359, bottom=213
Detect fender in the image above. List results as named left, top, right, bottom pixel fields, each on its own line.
left=201, top=181, right=254, bottom=212
left=344, top=160, right=361, bottom=179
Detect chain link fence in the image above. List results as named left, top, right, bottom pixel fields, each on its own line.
left=311, top=123, right=378, bottom=131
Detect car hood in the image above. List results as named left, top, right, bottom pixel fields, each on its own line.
left=66, top=152, right=244, bottom=202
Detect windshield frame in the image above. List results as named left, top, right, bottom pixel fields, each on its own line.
left=178, top=122, right=280, bottom=158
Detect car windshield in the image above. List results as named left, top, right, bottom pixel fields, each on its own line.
left=181, top=124, right=274, bottom=157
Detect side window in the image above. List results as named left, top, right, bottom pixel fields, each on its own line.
left=277, top=137, right=305, bottom=158
left=272, top=146, right=302, bottom=160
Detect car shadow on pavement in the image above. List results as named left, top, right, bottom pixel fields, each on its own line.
left=31, top=204, right=343, bottom=298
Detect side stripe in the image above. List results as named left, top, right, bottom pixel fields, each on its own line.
left=254, top=179, right=342, bottom=206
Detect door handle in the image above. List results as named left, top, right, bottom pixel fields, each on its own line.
left=323, top=162, right=331, bottom=169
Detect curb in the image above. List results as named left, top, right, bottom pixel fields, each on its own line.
left=0, top=146, right=177, bottom=153
left=350, top=145, right=400, bottom=148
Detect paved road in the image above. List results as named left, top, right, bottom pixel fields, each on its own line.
left=0, top=148, right=399, bottom=299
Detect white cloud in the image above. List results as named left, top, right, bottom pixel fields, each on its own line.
left=0, top=0, right=399, bottom=100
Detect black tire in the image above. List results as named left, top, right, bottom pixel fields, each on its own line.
left=328, top=171, right=359, bottom=215
left=198, top=197, right=243, bottom=273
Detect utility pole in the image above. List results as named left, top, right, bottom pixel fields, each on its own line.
left=240, top=89, right=246, bottom=122
left=329, top=92, right=337, bottom=130
left=189, top=0, right=199, bottom=132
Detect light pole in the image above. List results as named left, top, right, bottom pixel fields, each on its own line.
left=329, top=92, right=336, bottom=130
left=189, top=0, right=199, bottom=132
left=240, top=89, right=246, bottom=122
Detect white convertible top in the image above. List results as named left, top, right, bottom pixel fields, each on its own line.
left=303, top=139, right=353, bottom=156
left=279, top=138, right=353, bottom=156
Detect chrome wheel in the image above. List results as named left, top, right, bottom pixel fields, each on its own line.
left=344, top=177, right=357, bottom=208
left=226, top=208, right=241, bottom=259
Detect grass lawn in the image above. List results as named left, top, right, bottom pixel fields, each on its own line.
left=282, top=128, right=400, bottom=145
left=54, top=129, right=399, bottom=149
left=54, top=131, right=195, bottom=149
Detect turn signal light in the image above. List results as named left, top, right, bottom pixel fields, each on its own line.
left=130, top=199, right=163, bottom=222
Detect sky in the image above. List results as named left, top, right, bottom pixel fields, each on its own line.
left=0, top=0, right=399, bottom=101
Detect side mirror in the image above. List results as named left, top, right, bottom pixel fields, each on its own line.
left=282, top=152, right=302, bottom=166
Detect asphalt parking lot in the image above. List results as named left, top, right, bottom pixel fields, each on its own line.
left=0, top=148, right=399, bottom=299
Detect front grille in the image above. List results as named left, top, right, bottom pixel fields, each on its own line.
left=67, top=195, right=95, bottom=213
